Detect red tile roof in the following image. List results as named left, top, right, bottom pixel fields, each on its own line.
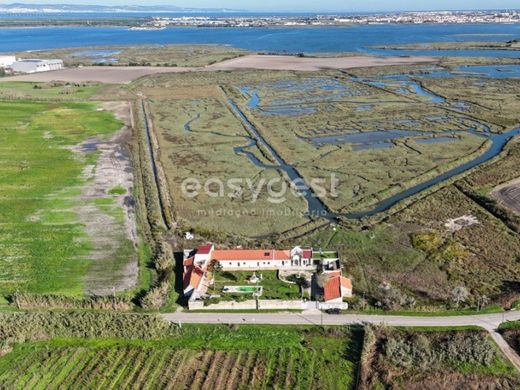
left=212, top=249, right=291, bottom=261
left=197, top=244, right=213, bottom=254
left=183, top=257, right=194, bottom=267
left=323, top=276, right=341, bottom=301
left=341, top=277, right=352, bottom=290
left=183, top=266, right=204, bottom=290
left=302, top=249, right=312, bottom=259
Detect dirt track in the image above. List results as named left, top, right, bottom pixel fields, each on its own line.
left=492, top=177, right=520, bottom=215
left=0, top=54, right=437, bottom=84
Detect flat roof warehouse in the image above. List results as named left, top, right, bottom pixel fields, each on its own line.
left=0, top=56, right=63, bottom=73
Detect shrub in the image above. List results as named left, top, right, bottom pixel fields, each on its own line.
left=9, top=293, right=134, bottom=311
left=384, top=332, right=496, bottom=370
left=0, top=311, right=173, bottom=346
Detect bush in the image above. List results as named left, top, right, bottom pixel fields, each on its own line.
left=154, top=241, right=174, bottom=273
left=0, top=311, right=173, bottom=346
left=9, top=293, right=134, bottom=311
left=384, top=332, right=496, bottom=370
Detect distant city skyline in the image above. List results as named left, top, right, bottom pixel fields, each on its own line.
left=1, top=0, right=519, bottom=13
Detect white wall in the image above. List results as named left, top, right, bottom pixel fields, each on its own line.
left=220, top=259, right=315, bottom=271
left=0, top=56, right=16, bottom=68
left=188, top=299, right=305, bottom=311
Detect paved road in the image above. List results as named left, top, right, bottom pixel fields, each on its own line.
left=162, top=310, right=520, bottom=328
left=162, top=310, right=520, bottom=371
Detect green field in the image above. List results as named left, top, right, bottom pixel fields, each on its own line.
left=0, top=99, right=134, bottom=296
left=211, top=271, right=301, bottom=300
left=0, top=325, right=362, bottom=389
left=0, top=81, right=106, bottom=100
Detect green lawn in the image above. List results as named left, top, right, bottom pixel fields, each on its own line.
left=0, top=81, right=106, bottom=101
left=212, top=271, right=301, bottom=300
left=0, top=325, right=362, bottom=389
left=0, top=100, right=123, bottom=296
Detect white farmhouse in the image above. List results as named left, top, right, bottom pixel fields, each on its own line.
left=183, top=244, right=353, bottom=305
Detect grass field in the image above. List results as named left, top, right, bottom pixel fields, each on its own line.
left=0, top=99, right=136, bottom=296
left=0, top=325, right=362, bottom=389
left=0, top=81, right=107, bottom=101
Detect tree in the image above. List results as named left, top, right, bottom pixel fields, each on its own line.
left=207, top=260, right=222, bottom=294
left=208, top=259, right=222, bottom=274
left=451, top=286, right=469, bottom=308
left=476, top=295, right=489, bottom=312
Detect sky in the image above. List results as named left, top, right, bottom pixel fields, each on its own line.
left=1, top=0, right=519, bottom=12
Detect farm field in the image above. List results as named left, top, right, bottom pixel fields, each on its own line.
left=360, top=326, right=520, bottom=388
left=0, top=325, right=362, bottom=390
left=0, top=97, right=138, bottom=296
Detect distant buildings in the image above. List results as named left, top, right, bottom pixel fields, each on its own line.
left=183, top=244, right=353, bottom=307
left=0, top=56, right=16, bottom=68
left=10, top=59, right=63, bottom=73
left=139, top=10, right=520, bottom=29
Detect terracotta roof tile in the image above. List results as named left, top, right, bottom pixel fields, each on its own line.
left=341, top=276, right=352, bottom=290
left=323, top=276, right=342, bottom=301
left=183, top=266, right=204, bottom=290
left=212, top=249, right=291, bottom=261
left=197, top=244, right=213, bottom=254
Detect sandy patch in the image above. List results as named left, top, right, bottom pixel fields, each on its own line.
left=0, top=55, right=437, bottom=84
left=0, top=66, right=194, bottom=84
left=491, top=177, right=520, bottom=215
left=73, top=101, right=139, bottom=294
left=206, top=54, right=438, bottom=71
left=445, top=215, right=479, bottom=232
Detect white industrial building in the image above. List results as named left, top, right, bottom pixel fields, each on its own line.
left=10, top=59, right=63, bottom=73
left=0, top=56, right=16, bottom=68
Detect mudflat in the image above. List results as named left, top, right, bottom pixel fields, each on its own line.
left=206, top=54, right=438, bottom=71
left=0, top=66, right=194, bottom=84
left=0, top=55, right=438, bottom=84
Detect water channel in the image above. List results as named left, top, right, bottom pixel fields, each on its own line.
left=229, top=64, right=520, bottom=220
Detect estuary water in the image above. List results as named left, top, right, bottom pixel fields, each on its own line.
left=0, top=23, right=519, bottom=56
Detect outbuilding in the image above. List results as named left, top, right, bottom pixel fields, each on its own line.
left=0, top=56, right=16, bottom=68
left=11, top=59, right=63, bottom=73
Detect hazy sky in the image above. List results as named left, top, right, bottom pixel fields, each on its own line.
left=1, top=0, right=519, bottom=12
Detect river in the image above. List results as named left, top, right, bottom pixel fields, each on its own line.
left=0, top=23, right=519, bottom=57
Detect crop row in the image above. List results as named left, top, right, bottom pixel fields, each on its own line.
left=0, top=345, right=338, bottom=389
